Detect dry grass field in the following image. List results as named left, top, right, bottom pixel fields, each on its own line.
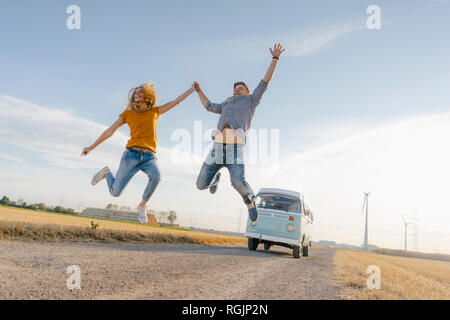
left=0, top=206, right=247, bottom=246
left=372, top=248, right=450, bottom=262
left=333, top=249, right=450, bottom=300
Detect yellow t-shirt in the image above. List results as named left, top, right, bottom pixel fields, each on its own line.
left=120, top=108, right=160, bottom=152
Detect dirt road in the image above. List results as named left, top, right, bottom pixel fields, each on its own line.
left=0, top=241, right=340, bottom=299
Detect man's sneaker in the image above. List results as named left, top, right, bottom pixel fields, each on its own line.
left=137, top=205, right=148, bottom=224
left=209, top=172, right=221, bottom=194
left=91, top=167, right=110, bottom=186
left=248, top=205, right=258, bottom=226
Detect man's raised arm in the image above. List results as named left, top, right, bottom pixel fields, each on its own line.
left=252, top=43, right=286, bottom=106
left=263, top=43, right=285, bottom=83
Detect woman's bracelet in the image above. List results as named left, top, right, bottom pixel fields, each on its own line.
left=272, top=56, right=279, bottom=60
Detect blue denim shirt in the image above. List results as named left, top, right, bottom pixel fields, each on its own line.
left=206, top=79, right=268, bottom=140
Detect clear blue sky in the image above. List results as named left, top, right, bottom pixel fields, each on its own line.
left=1, top=0, right=450, bottom=253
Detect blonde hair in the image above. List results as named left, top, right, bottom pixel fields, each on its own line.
left=126, top=82, right=158, bottom=113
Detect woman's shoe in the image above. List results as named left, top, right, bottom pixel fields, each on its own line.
left=137, top=205, right=148, bottom=224
left=91, top=167, right=110, bottom=186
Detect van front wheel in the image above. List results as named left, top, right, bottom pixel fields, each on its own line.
left=293, top=245, right=301, bottom=259
left=302, top=244, right=309, bottom=257
left=248, top=238, right=259, bottom=251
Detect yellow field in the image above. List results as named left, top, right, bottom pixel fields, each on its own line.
left=0, top=206, right=247, bottom=246
left=333, top=249, right=450, bottom=299
left=372, top=248, right=450, bottom=262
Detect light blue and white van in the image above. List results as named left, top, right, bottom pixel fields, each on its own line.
left=244, top=188, right=314, bottom=259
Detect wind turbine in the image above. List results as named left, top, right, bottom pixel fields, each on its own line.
left=401, top=215, right=411, bottom=251
left=361, top=192, right=371, bottom=251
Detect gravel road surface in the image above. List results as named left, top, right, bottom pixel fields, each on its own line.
left=0, top=241, right=341, bottom=299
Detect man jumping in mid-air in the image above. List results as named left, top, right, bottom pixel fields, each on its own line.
left=193, top=43, right=285, bottom=225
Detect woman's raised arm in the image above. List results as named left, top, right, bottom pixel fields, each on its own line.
left=156, top=84, right=196, bottom=115
left=81, top=116, right=124, bottom=156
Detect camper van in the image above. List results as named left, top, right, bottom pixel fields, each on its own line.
left=244, top=188, right=314, bottom=259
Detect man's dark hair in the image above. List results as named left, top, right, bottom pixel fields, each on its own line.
left=233, top=81, right=250, bottom=93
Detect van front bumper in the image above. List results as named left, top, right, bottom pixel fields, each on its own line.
left=244, top=232, right=301, bottom=246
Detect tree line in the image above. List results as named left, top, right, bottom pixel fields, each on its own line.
left=0, top=195, right=177, bottom=224
left=0, top=195, right=77, bottom=215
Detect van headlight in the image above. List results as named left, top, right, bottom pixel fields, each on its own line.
left=286, top=223, right=295, bottom=232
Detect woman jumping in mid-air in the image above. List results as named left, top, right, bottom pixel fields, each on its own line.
left=193, top=43, right=285, bottom=225
left=81, top=82, right=195, bottom=223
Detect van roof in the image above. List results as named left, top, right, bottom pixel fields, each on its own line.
left=257, top=188, right=301, bottom=200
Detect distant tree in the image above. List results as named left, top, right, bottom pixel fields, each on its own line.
left=54, top=205, right=64, bottom=213
left=30, top=203, right=39, bottom=210
left=168, top=211, right=177, bottom=224
left=0, top=196, right=10, bottom=205
left=106, top=203, right=119, bottom=210
left=37, top=203, right=47, bottom=211
left=157, top=211, right=170, bottom=223
left=65, top=208, right=75, bottom=215
left=16, top=199, right=26, bottom=207
left=119, top=205, right=131, bottom=211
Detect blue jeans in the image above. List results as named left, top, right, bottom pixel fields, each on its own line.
left=106, top=148, right=161, bottom=202
left=196, top=142, right=255, bottom=204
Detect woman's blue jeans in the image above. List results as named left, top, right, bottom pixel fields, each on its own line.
left=196, top=142, right=255, bottom=204
left=106, top=148, right=161, bottom=202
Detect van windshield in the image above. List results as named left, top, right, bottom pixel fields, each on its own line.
left=255, top=193, right=301, bottom=213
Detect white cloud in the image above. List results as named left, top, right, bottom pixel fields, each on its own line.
left=281, top=24, right=363, bottom=57
left=0, top=95, right=122, bottom=168
left=0, top=154, right=24, bottom=162
left=0, top=95, right=195, bottom=181
left=194, top=22, right=364, bottom=61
